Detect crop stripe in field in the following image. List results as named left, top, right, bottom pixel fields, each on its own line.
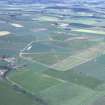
left=20, top=52, right=71, bottom=55
left=39, top=82, right=63, bottom=94
left=42, top=74, right=67, bottom=83
left=51, top=42, right=105, bottom=71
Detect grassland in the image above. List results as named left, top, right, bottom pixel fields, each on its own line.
left=0, top=80, right=36, bottom=105
left=8, top=69, right=62, bottom=94
left=1, top=1, right=105, bottom=105
left=44, top=69, right=104, bottom=90
left=39, top=82, right=97, bottom=105
left=7, top=68, right=100, bottom=105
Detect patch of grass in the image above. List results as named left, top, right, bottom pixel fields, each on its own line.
left=39, top=82, right=96, bottom=105
left=0, top=80, right=36, bottom=105
left=44, top=69, right=104, bottom=90
left=8, top=70, right=62, bottom=94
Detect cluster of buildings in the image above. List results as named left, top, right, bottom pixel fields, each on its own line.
left=0, top=55, right=27, bottom=78
left=0, top=56, right=16, bottom=77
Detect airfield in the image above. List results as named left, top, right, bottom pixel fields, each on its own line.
left=1, top=0, right=105, bottom=105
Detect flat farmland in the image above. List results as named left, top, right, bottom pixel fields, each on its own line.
left=20, top=40, right=99, bottom=69
left=0, top=80, right=36, bottom=105
left=39, top=82, right=97, bottom=105
left=44, top=69, right=104, bottom=90
left=52, top=42, right=105, bottom=71
left=1, top=0, right=105, bottom=105
left=7, top=69, right=99, bottom=105
left=21, top=41, right=105, bottom=71
left=8, top=69, right=62, bottom=94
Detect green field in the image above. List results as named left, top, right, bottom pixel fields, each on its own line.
left=7, top=69, right=99, bottom=105
left=1, top=1, right=105, bottom=105
left=8, top=69, right=62, bottom=94
left=0, top=80, right=36, bottom=105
